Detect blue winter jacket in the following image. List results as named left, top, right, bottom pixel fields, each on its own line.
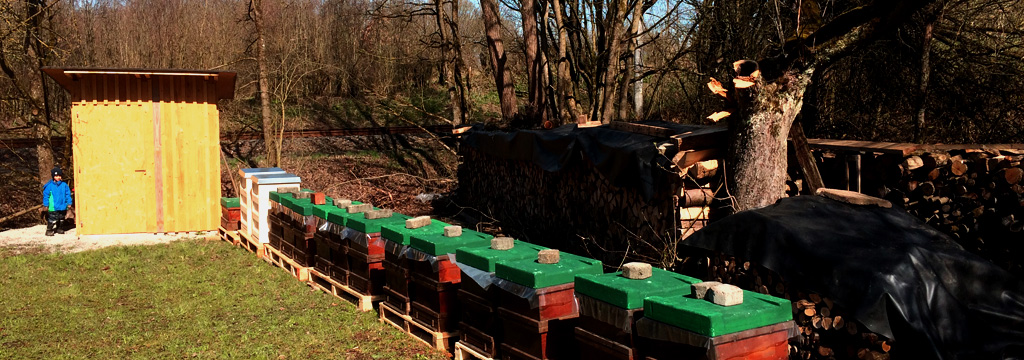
left=42, top=180, right=73, bottom=211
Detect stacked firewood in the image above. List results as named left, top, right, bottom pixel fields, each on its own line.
left=879, top=150, right=1024, bottom=277
left=695, top=252, right=894, bottom=360
left=455, top=146, right=686, bottom=267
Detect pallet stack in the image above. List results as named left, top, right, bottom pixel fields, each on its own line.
left=572, top=263, right=700, bottom=359
left=454, top=239, right=550, bottom=359
left=378, top=216, right=451, bottom=317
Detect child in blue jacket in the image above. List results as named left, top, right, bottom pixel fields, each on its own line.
left=42, top=166, right=73, bottom=236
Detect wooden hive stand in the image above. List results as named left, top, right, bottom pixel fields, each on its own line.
left=454, top=341, right=495, bottom=360
left=379, top=302, right=459, bottom=353
left=307, top=268, right=381, bottom=312
left=237, top=231, right=266, bottom=259
left=218, top=226, right=241, bottom=246
left=264, top=245, right=310, bottom=282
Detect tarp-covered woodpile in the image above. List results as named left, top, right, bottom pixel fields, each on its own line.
left=683, top=195, right=1024, bottom=359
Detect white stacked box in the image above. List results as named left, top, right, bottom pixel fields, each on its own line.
left=250, top=173, right=301, bottom=244
left=237, top=168, right=286, bottom=241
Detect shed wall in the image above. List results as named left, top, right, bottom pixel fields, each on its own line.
left=71, top=74, right=220, bottom=234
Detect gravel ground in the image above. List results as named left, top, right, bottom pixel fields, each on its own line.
left=0, top=225, right=213, bottom=253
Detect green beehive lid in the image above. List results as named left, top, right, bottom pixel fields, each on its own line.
left=643, top=291, right=792, bottom=337
left=286, top=197, right=314, bottom=216
left=269, top=191, right=281, bottom=203
left=312, top=197, right=335, bottom=220
left=575, top=268, right=700, bottom=310
left=380, top=219, right=451, bottom=246
left=347, top=212, right=412, bottom=234
left=324, top=201, right=365, bottom=226
left=220, top=197, right=240, bottom=208
left=495, top=251, right=602, bottom=289
left=410, top=229, right=493, bottom=256
left=456, top=241, right=549, bottom=273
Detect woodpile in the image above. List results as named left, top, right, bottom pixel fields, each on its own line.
left=455, top=146, right=687, bottom=266
left=694, top=252, right=894, bottom=360
left=813, top=148, right=1024, bottom=278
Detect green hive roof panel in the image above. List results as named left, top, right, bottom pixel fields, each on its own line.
left=456, top=241, right=549, bottom=273
left=494, top=252, right=603, bottom=288
left=574, top=268, right=700, bottom=310
left=269, top=192, right=281, bottom=203
left=286, top=197, right=314, bottom=216
left=410, top=229, right=493, bottom=256
left=642, top=291, right=792, bottom=337
left=220, top=197, right=240, bottom=208
left=380, top=219, right=451, bottom=246
left=346, top=213, right=413, bottom=234
left=312, top=198, right=336, bottom=220
left=323, top=201, right=366, bottom=226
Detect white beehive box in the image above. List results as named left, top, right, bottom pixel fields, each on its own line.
left=237, top=168, right=286, bottom=241
left=250, top=173, right=301, bottom=244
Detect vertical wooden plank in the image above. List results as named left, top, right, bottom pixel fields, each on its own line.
left=152, top=76, right=165, bottom=233
left=205, top=79, right=218, bottom=230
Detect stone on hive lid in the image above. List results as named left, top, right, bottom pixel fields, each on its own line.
left=443, top=225, right=462, bottom=237
left=706, top=283, right=743, bottom=306
left=538, top=249, right=560, bottom=264
left=491, top=237, right=514, bottom=250
left=621, top=262, right=653, bottom=280
left=693, top=281, right=721, bottom=300
left=406, top=216, right=431, bottom=229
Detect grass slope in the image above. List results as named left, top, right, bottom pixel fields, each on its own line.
left=0, top=240, right=446, bottom=360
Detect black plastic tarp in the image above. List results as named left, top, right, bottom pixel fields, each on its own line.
left=683, top=196, right=1024, bottom=359
left=460, top=122, right=703, bottom=201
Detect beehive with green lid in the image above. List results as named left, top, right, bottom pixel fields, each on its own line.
left=456, top=241, right=549, bottom=272
left=323, top=200, right=366, bottom=226
left=410, top=229, right=493, bottom=256
left=380, top=219, right=451, bottom=246
left=494, top=251, right=602, bottom=289
left=269, top=191, right=281, bottom=203
left=220, top=197, right=240, bottom=208
left=642, top=290, right=792, bottom=337
left=574, top=268, right=700, bottom=310
left=346, top=211, right=413, bottom=234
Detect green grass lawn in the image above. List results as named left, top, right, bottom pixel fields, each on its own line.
left=0, top=239, right=448, bottom=360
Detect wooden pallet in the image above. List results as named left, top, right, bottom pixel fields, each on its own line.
left=379, top=302, right=459, bottom=353
left=237, top=231, right=266, bottom=259
left=218, top=226, right=241, bottom=246
left=264, top=245, right=310, bottom=282
left=455, top=341, right=496, bottom=360
left=308, top=268, right=381, bottom=312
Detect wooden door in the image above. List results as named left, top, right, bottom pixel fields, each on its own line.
left=71, top=75, right=157, bottom=234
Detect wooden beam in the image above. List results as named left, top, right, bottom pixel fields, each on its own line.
left=673, top=148, right=722, bottom=169
left=670, top=125, right=728, bottom=151
left=609, top=121, right=678, bottom=138
left=790, top=121, right=825, bottom=192
left=806, top=138, right=919, bottom=156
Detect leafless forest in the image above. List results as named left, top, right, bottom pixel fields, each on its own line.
left=1, top=0, right=1022, bottom=214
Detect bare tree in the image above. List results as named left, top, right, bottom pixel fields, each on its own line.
left=248, top=0, right=276, bottom=167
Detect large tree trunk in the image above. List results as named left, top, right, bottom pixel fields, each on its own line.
left=251, top=0, right=276, bottom=166
left=726, top=64, right=814, bottom=212
left=616, top=3, right=644, bottom=121
left=914, top=16, right=937, bottom=143
left=597, top=0, right=628, bottom=124
left=551, top=0, right=582, bottom=123
left=435, top=0, right=462, bottom=125
left=521, top=0, right=546, bottom=122
left=27, top=0, right=53, bottom=185
left=481, top=0, right=518, bottom=121
left=447, top=0, right=470, bottom=125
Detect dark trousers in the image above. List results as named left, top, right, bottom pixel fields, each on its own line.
left=46, top=210, right=67, bottom=234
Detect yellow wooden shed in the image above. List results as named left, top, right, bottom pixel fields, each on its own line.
left=43, top=68, right=236, bottom=235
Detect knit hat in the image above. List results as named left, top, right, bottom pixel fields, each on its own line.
left=51, top=166, right=63, bottom=177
